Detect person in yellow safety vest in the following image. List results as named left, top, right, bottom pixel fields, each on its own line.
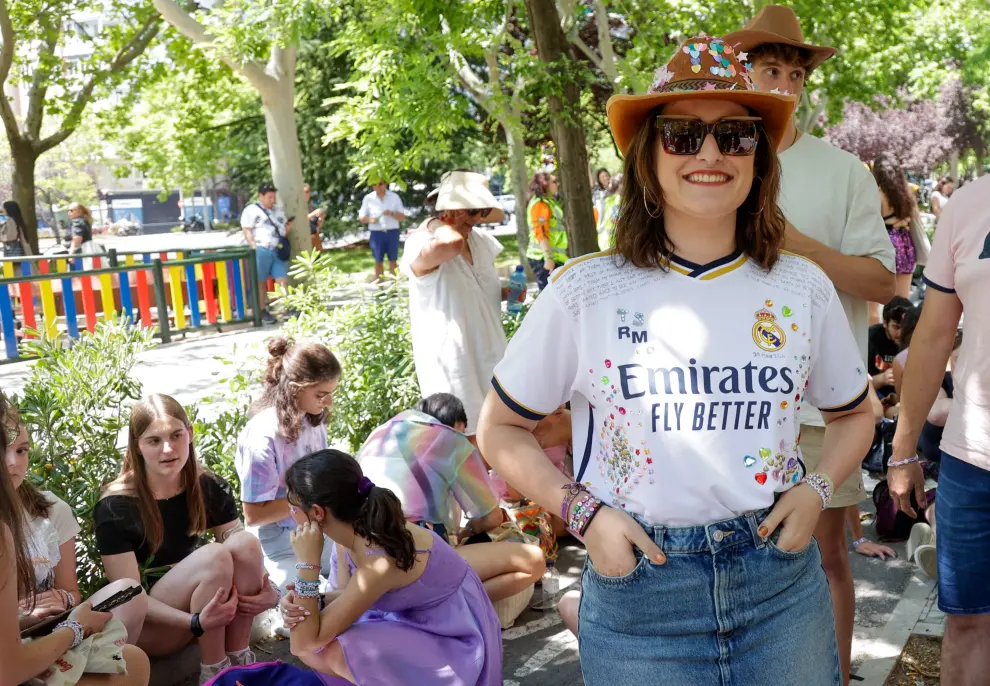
left=597, top=173, right=623, bottom=251
left=526, top=172, right=569, bottom=290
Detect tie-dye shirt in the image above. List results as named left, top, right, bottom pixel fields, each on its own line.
left=235, top=406, right=328, bottom=529
left=356, top=410, right=498, bottom=526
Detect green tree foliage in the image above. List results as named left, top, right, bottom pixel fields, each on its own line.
left=0, top=0, right=161, bottom=248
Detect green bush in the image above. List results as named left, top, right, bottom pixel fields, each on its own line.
left=14, top=317, right=154, bottom=596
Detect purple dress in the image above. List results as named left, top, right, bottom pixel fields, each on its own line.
left=317, top=531, right=503, bottom=685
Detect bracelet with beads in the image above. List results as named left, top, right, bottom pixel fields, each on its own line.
left=560, top=482, right=588, bottom=521
left=887, top=456, right=920, bottom=468
left=801, top=472, right=833, bottom=510
left=57, top=619, right=85, bottom=648
left=293, top=578, right=321, bottom=598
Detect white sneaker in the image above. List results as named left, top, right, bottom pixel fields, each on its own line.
left=915, top=544, right=938, bottom=580
left=227, top=649, right=256, bottom=667
left=906, top=522, right=934, bottom=561
left=200, top=657, right=231, bottom=685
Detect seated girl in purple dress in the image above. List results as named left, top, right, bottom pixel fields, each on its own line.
left=281, top=449, right=503, bottom=685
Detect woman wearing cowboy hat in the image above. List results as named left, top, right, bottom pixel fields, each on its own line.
left=400, top=170, right=521, bottom=439
left=478, top=35, right=874, bottom=684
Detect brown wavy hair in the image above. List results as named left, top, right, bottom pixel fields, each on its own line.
left=614, top=106, right=785, bottom=271
left=2, top=402, right=53, bottom=520
left=872, top=153, right=918, bottom=221
left=256, top=338, right=341, bottom=443
left=0, top=392, right=36, bottom=603
left=286, top=449, right=416, bottom=571
left=102, top=394, right=206, bottom=555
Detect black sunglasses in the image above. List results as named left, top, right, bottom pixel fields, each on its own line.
left=656, top=116, right=762, bottom=156
left=467, top=208, right=493, bottom=218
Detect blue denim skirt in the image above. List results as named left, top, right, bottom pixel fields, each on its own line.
left=936, top=452, right=990, bottom=614
left=578, top=509, right=840, bottom=685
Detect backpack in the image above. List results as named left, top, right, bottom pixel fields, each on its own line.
left=203, top=661, right=325, bottom=686
left=0, top=217, right=20, bottom=243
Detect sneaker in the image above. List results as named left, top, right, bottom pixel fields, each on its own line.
left=906, top=522, right=934, bottom=561
left=227, top=648, right=256, bottom=667
left=261, top=311, right=277, bottom=325
left=914, top=544, right=938, bottom=580
left=199, top=657, right=231, bottom=685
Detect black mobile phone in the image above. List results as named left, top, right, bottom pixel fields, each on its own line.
left=93, top=584, right=143, bottom=613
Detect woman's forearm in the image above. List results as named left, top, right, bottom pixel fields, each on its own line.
left=817, top=410, right=875, bottom=489
left=146, top=594, right=193, bottom=629
left=478, top=423, right=572, bottom=518
left=289, top=568, right=322, bottom=655
left=14, top=627, right=76, bottom=683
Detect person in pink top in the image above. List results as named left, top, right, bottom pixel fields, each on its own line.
left=890, top=173, right=990, bottom=685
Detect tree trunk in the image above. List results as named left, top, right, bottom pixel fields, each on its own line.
left=506, top=126, right=531, bottom=267
left=525, top=0, right=598, bottom=258
left=11, top=140, right=38, bottom=253
left=949, top=150, right=960, bottom=183
left=258, top=81, right=307, bottom=260
left=200, top=179, right=212, bottom=231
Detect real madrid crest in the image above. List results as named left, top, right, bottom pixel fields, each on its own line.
left=752, top=304, right=786, bottom=352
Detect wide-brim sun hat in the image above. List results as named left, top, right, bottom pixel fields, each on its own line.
left=606, top=34, right=797, bottom=155
left=435, top=171, right=506, bottom=224
left=722, top=5, right=837, bottom=72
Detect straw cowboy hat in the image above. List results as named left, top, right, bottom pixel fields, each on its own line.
left=435, top=171, right=506, bottom=224
left=607, top=34, right=797, bottom=155
left=722, top=5, right=836, bottom=70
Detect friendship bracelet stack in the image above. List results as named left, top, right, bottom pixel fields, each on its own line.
left=293, top=579, right=321, bottom=598
left=56, top=619, right=84, bottom=649
left=887, top=456, right=920, bottom=468
left=801, top=472, right=834, bottom=510
left=560, top=482, right=604, bottom=537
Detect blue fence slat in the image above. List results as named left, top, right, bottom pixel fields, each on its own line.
left=230, top=260, right=245, bottom=320
left=0, top=287, right=17, bottom=359
left=118, top=270, right=134, bottom=325
left=61, top=274, right=79, bottom=339
left=185, top=263, right=201, bottom=328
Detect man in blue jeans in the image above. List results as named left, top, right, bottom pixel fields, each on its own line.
left=359, top=179, right=405, bottom=280
left=241, top=182, right=289, bottom=324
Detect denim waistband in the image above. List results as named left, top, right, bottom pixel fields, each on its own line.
left=634, top=508, right=773, bottom=555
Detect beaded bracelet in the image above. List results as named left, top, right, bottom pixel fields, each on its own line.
left=567, top=492, right=604, bottom=537
left=560, top=482, right=588, bottom=521
left=801, top=472, right=833, bottom=510
left=293, top=578, right=321, bottom=598
left=887, top=456, right=920, bottom=468
left=295, top=562, right=320, bottom=571
left=269, top=578, right=284, bottom=606
left=56, top=619, right=84, bottom=649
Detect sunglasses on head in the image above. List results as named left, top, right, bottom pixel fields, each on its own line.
left=656, top=116, right=762, bottom=156
left=467, top=208, right=493, bottom=218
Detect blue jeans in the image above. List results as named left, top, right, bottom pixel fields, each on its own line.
left=369, top=229, right=400, bottom=263
left=528, top=258, right=559, bottom=291
left=936, top=452, right=990, bottom=614
left=579, top=509, right=840, bottom=685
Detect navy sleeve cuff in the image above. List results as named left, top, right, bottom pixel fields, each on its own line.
left=923, top=275, right=955, bottom=294
left=491, top=376, right=549, bottom=422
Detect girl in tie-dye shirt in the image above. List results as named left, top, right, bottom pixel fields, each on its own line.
left=235, top=338, right=341, bottom=590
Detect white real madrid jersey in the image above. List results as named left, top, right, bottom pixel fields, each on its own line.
left=492, top=249, right=868, bottom=527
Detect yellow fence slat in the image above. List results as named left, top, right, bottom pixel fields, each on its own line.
left=216, top=261, right=232, bottom=322
left=38, top=278, right=57, bottom=338
left=99, top=272, right=115, bottom=320
left=168, top=263, right=186, bottom=331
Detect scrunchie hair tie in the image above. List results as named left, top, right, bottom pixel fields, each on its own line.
left=357, top=476, right=375, bottom=497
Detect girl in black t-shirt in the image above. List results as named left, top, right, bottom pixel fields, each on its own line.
left=95, top=394, right=279, bottom=685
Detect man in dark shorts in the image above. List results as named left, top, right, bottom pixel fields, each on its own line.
left=359, top=179, right=406, bottom=279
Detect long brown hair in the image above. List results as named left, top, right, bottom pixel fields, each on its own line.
left=0, top=392, right=36, bottom=602
left=2, top=402, right=53, bottom=519
left=872, top=153, right=917, bottom=221
left=103, top=394, right=206, bottom=555
left=257, top=338, right=341, bottom=443
left=614, top=105, right=785, bottom=271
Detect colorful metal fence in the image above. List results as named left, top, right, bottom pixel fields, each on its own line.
left=0, top=247, right=263, bottom=362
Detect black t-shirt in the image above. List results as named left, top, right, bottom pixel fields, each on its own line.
left=70, top=217, right=92, bottom=243
left=867, top=323, right=900, bottom=396
left=94, top=472, right=239, bottom=569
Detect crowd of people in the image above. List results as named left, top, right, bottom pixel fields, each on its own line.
left=2, top=4, right=988, bottom=686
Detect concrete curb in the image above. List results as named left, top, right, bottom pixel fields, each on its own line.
left=856, top=572, right=937, bottom=685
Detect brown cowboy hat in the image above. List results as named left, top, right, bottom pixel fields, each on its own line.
left=607, top=35, right=796, bottom=155
left=722, top=5, right=836, bottom=70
